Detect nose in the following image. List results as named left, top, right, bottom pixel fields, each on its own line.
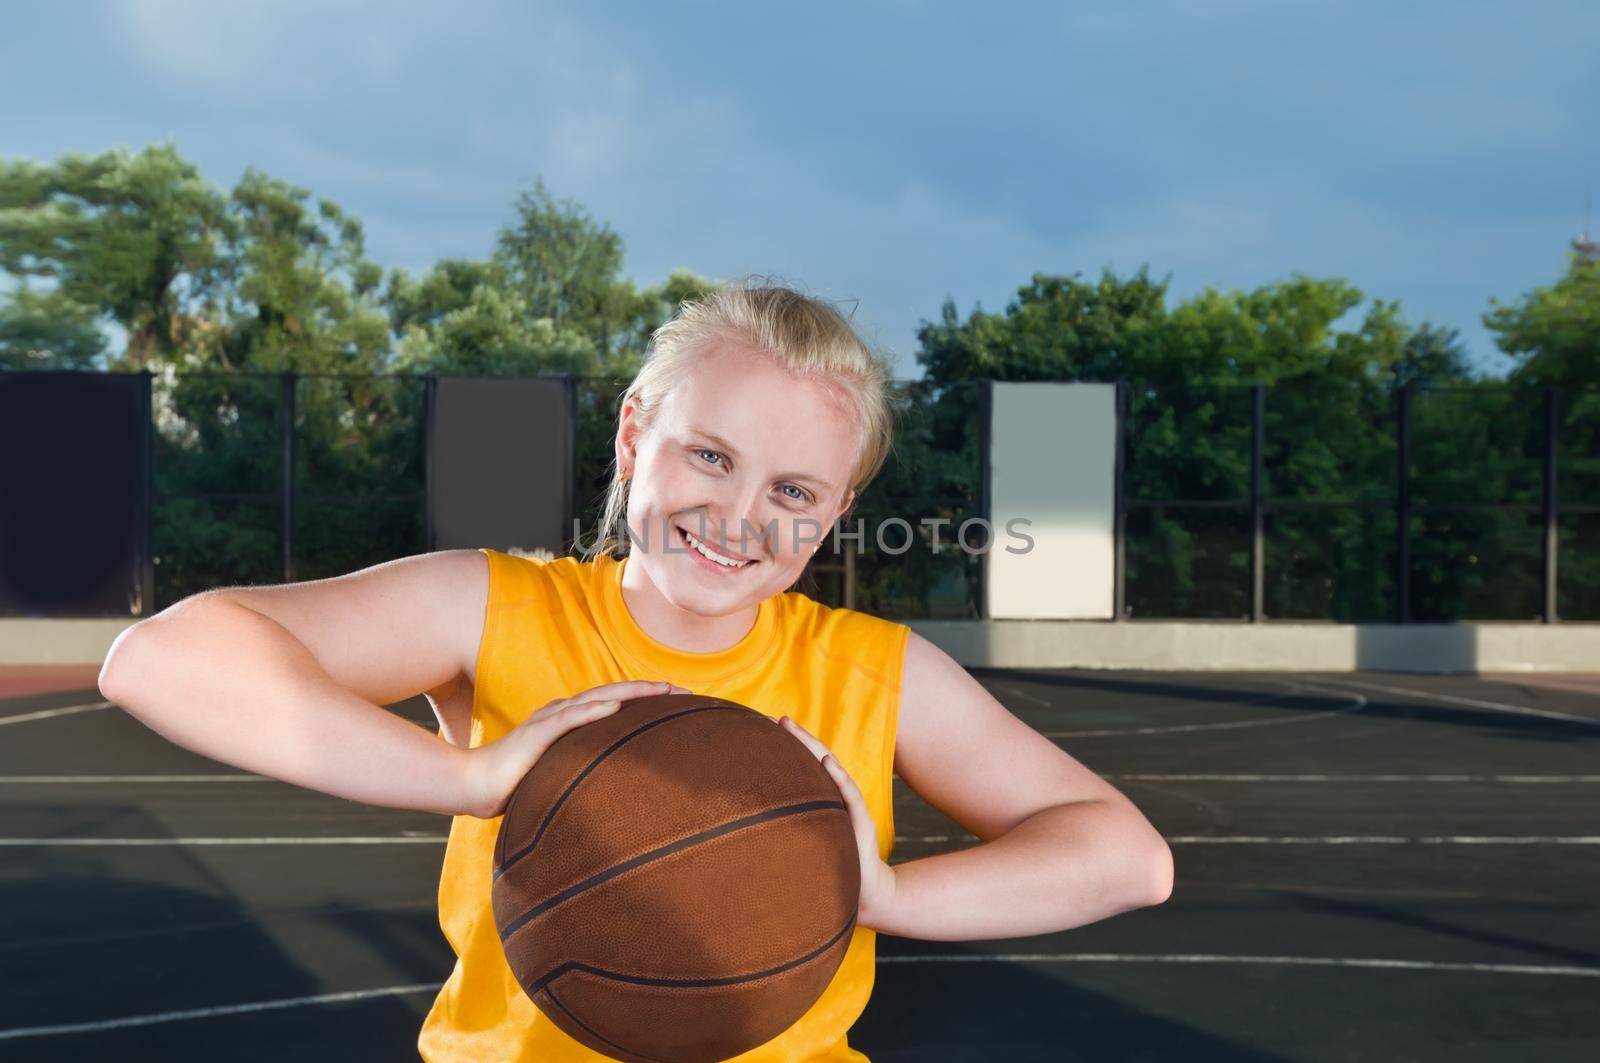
left=700, top=482, right=773, bottom=557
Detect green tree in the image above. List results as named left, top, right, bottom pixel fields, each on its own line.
left=895, top=269, right=1481, bottom=622
left=391, top=283, right=600, bottom=376
left=1394, top=322, right=1476, bottom=388
left=1486, top=251, right=1600, bottom=620
left=213, top=168, right=389, bottom=373
left=495, top=178, right=633, bottom=368
left=384, top=257, right=508, bottom=335
left=1486, top=252, right=1600, bottom=388
left=0, top=286, right=106, bottom=369
left=0, top=143, right=227, bottom=370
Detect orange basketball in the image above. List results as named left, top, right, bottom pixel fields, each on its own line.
left=491, top=693, right=860, bottom=1063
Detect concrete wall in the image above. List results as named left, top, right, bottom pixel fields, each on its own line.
left=1, top=618, right=137, bottom=667
left=906, top=619, right=1600, bottom=673
left=8, top=616, right=1598, bottom=674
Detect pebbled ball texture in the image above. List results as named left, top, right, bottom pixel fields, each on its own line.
left=491, top=693, right=860, bottom=1063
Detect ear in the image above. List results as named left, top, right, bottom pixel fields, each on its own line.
left=615, top=398, right=641, bottom=478
left=833, top=488, right=856, bottom=523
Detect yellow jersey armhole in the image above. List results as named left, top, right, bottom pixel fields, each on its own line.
left=884, top=621, right=910, bottom=859
left=470, top=547, right=502, bottom=749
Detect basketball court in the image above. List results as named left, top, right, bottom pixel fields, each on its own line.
left=2, top=666, right=1595, bottom=1061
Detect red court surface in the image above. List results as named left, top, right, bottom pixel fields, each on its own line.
left=0, top=665, right=104, bottom=699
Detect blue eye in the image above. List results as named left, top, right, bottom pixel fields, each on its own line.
left=697, top=449, right=723, bottom=466
left=781, top=485, right=808, bottom=503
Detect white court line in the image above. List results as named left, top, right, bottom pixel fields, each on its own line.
left=877, top=953, right=1600, bottom=977
left=0, top=775, right=267, bottom=783
left=0, top=982, right=446, bottom=1041
left=1166, top=836, right=1600, bottom=845
left=1006, top=677, right=1313, bottom=715
left=1305, top=676, right=1600, bottom=727
left=2, top=771, right=1592, bottom=786
left=0, top=701, right=112, bottom=726
left=4, top=952, right=1594, bottom=1040
left=0, top=836, right=449, bottom=846
left=6, top=833, right=1595, bottom=848
left=892, top=834, right=1600, bottom=845
left=6, top=770, right=1594, bottom=788
left=994, top=683, right=1052, bottom=707
left=1109, top=773, right=1600, bottom=784
left=1045, top=684, right=1366, bottom=738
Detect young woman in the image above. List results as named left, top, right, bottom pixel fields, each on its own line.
left=100, top=283, right=1172, bottom=1062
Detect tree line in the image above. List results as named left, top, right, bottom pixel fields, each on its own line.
left=2, top=143, right=1596, bottom=620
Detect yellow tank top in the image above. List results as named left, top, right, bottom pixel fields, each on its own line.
left=418, top=549, right=910, bottom=1063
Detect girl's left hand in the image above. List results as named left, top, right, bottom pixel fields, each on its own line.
left=778, top=715, right=898, bottom=929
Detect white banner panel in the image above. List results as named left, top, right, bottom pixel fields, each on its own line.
left=985, top=382, right=1116, bottom=619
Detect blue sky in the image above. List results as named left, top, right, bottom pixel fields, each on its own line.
left=3, top=1, right=1596, bottom=378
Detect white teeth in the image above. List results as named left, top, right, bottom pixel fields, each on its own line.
left=682, top=529, right=750, bottom=567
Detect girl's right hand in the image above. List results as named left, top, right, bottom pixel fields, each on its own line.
left=461, top=679, right=689, bottom=818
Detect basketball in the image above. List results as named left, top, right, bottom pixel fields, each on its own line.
left=491, top=692, right=861, bottom=1063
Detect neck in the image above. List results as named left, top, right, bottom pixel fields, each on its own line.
left=619, top=556, right=760, bottom=653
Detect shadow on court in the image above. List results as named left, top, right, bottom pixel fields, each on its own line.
left=854, top=941, right=1289, bottom=1062
left=2, top=672, right=1597, bottom=1061
left=0, top=824, right=432, bottom=1061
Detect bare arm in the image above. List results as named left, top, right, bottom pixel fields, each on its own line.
left=100, top=595, right=477, bottom=815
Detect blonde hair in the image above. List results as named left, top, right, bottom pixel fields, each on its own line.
left=580, top=279, right=896, bottom=559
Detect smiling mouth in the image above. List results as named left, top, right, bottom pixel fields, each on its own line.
left=677, top=525, right=757, bottom=569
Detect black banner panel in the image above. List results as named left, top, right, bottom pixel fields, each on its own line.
left=0, top=372, right=146, bottom=616
left=430, top=377, right=572, bottom=555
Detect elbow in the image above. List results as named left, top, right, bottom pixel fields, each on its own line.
left=98, top=595, right=214, bottom=705
left=99, top=610, right=176, bottom=707
left=1136, top=836, right=1175, bottom=908
left=98, top=624, right=146, bottom=704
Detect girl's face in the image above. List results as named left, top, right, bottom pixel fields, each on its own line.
left=616, top=339, right=860, bottom=617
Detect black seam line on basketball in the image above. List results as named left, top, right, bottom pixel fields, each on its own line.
left=542, top=984, right=673, bottom=1063
left=496, top=798, right=847, bottom=943
left=527, top=914, right=857, bottom=997
left=494, top=703, right=748, bottom=882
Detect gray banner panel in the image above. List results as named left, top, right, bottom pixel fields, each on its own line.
left=430, top=376, right=573, bottom=555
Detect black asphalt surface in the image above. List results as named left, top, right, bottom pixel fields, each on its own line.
left=1, top=671, right=1596, bottom=1061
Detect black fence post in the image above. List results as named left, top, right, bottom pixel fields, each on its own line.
left=423, top=374, right=436, bottom=552
left=1251, top=382, right=1265, bottom=622
left=1396, top=382, right=1412, bottom=624
left=977, top=379, right=993, bottom=621
left=280, top=371, right=296, bottom=584
left=564, top=374, right=577, bottom=557
left=1543, top=386, right=1559, bottom=623
left=1114, top=380, right=1128, bottom=621
left=843, top=538, right=856, bottom=612
left=139, top=369, right=155, bottom=616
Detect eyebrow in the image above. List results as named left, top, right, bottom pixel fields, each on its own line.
left=690, top=428, right=838, bottom=492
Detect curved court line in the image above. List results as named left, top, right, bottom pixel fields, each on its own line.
left=1011, top=677, right=1299, bottom=722
left=5, top=949, right=1594, bottom=1040
left=0, top=982, right=447, bottom=1041
left=0, top=836, right=450, bottom=846
left=877, top=953, right=1600, bottom=976
left=1166, top=835, right=1600, bottom=845
left=9, top=832, right=1595, bottom=848
left=1109, top=773, right=1600, bottom=784
left=1044, top=681, right=1365, bottom=738
left=1303, top=676, right=1600, bottom=727
left=5, top=770, right=1593, bottom=786
left=993, top=683, right=1053, bottom=707
left=0, top=701, right=112, bottom=726
left=893, top=834, right=1600, bottom=845
left=0, top=774, right=267, bottom=783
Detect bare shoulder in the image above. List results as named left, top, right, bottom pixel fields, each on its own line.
left=207, top=548, right=490, bottom=707
left=895, top=630, right=1123, bottom=840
